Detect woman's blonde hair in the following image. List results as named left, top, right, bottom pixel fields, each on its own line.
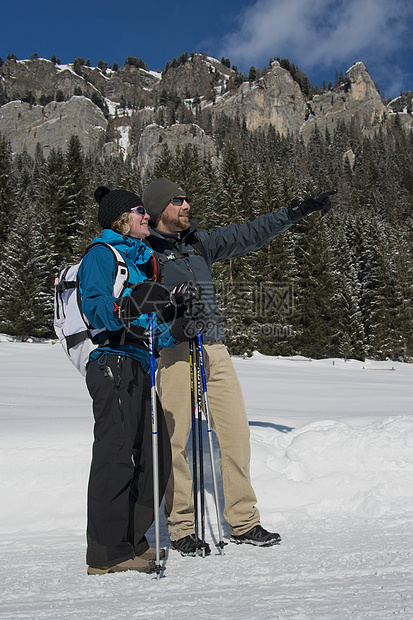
left=111, top=212, right=132, bottom=236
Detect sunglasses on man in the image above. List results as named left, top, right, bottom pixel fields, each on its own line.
left=130, top=206, right=147, bottom=216
left=170, top=196, right=187, bottom=206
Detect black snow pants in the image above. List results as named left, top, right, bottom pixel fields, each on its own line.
left=85, top=354, right=171, bottom=568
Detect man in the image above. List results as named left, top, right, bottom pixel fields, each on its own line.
left=143, top=177, right=336, bottom=556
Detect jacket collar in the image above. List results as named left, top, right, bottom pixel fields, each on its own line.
left=91, top=229, right=153, bottom=264
left=148, top=220, right=198, bottom=242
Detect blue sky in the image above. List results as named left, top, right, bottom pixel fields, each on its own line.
left=2, top=0, right=413, bottom=99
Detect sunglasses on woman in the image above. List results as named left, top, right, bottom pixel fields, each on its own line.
left=130, top=206, right=147, bottom=216
left=170, top=196, right=187, bottom=206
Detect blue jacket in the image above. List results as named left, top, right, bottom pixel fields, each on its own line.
left=78, top=229, right=175, bottom=372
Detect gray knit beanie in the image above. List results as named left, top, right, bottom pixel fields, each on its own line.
left=143, top=178, right=185, bottom=224
left=95, top=186, right=143, bottom=230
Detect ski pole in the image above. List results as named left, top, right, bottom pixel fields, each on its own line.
left=148, top=314, right=163, bottom=579
left=195, top=339, right=206, bottom=556
left=188, top=338, right=198, bottom=542
left=196, top=331, right=225, bottom=554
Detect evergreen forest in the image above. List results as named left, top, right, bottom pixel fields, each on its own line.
left=0, top=114, right=412, bottom=361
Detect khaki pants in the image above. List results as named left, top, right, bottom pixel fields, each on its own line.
left=157, top=341, right=260, bottom=540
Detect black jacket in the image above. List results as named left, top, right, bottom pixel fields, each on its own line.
left=148, top=208, right=293, bottom=342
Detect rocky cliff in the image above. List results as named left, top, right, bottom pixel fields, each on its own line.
left=300, top=62, right=387, bottom=141
left=138, top=123, right=220, bottom=177
left=0, top=55, right=411, bottom=177
left=0, top=96, right=107, bottom=156
left=209, top=61, right=308, bottom=135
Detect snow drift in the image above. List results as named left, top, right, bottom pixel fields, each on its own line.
left=1, top=341, right=412, bottom=619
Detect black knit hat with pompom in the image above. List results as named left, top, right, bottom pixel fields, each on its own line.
left=95, top=186, right=143, bottom=230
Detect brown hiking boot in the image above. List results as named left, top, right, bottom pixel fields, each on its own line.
left=137, top=547, right=166, bottom=561
left=87, top=556, right=155, bottom=575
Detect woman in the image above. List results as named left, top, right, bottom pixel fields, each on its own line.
left=79, top=186, right=196, bottom=575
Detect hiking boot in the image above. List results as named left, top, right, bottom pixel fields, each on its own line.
left=87, top=556, right=155, bottom=575
left=137, top=546, right=166, bottom=561
left=170, top=534, right=211, bottom=557
left=231, top=524, right=281, bottom=547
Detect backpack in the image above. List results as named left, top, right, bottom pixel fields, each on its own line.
left=54, top=243, right=129, bottom=376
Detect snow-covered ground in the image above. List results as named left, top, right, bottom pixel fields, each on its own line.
left=1, top=341, right=412, bottom=619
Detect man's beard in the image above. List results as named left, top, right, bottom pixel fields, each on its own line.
left=159, top=209, right=190, bottom=232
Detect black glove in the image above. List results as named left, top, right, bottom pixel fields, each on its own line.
left=170, top=301, right=212, bottom=342
left=156, top=280, right=204, bottom=324
left=170, top=281, right=203, bottom=307
left=288, top=189, right=337, bottom=223
left=114, top=280, right=170, bottom=323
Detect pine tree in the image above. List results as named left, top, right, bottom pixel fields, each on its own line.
left=358, top=215, right=398, bottom=359
left=290, top=215, right=336, bottom=357
left=0, top=134, right=16, bottom=251
left=36, top=147, right=73, bottom=267
left=0, top=201, right=57, bottom=338
left=386, top=226, right=413, bottom=360
left=328, top=215, right=366, bottom=359
left=64, top=135, right=90, bottom=258
left=252, top=165, right=296, bottom=355
left=171, top=145, right=215, bottom=228
left=150, top=143, right=175, bottom=181
left=213, top=146, right=258, bottom=354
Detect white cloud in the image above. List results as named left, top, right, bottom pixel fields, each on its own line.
left=220, top=0, right=413, bottom=73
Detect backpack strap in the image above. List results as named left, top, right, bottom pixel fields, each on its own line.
left=77, top=242, right=131, bottom=339
left=66, top=329, right=93, bottom=351
left=140, top=247, right=160, bottom=282
left=84, top=242, right=131, bottom=296
left=147, top=233, right=209, bottom=282
left=55, top=266, right=77, bottom=321
left=82, top=242, right=154, bottom=349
